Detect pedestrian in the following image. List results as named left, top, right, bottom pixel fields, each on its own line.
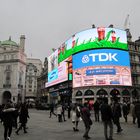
left=81, top=102, right=92, bottom=139
left=13, top=104, right=20, bottom=129
left=15, top=102, right=29, bottom=135
left=1, top=101, right=15, bottom=140
left=62, top=104, right=66, bottom=121
left=122, top=101, right=129, bottom=122
left=57, top=104, right=62, bottom=122
left=134, top=100, right=140, bottom=128
left=100, top=98, right=114, bottom=140
left=71, top=103, right=81, bottom=131
left=49, top=103, right=57, bottom=118
left=0, top=104, right=3, bottom=123
left=93, top=99, right=100, bottom=122
left=129, top=102, right=136, bottom=124
left=112, top=97, right=123, bottom=133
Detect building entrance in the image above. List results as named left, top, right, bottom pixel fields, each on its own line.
left=2, top=91, right=12, bottom=104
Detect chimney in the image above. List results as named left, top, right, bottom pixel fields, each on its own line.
left=92, top=24, right=96, bottom=28
left=20, top=35, right=25, bottom=51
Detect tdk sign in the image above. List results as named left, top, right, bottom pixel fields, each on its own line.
left=82, top=53, right=118, bottom=63
left=73, top=49, right=130, bottom=70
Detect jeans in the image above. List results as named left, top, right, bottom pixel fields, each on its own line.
left=4, top=124, right=12, bottom=140
left=114, top=117, right=122, bottom=132
left=103, top=120, right=113, bottom=140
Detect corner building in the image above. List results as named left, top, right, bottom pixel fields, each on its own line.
left=73, top=28, right=140, bottom=104
left=46, top=27, right=140, bottom=104
left=0, top=36, right=27, bottom=104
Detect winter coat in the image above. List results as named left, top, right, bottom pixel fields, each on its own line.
left=100, top=103, right=113, bottom=122
left=112, top=102, right=122, bottom=118
left=19, top=107, right=29, bottom=124
left=129, top=103, right=136, bottom=117
left=81, top=107, right=92, bottom=127
left=57, top=105, right=62, bottom=115
left=135, top=102, right=140, bottom=118
left=1, top=108, right=15, bottom=126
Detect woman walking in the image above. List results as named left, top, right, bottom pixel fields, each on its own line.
left=15, top=103, right=29, bottom=135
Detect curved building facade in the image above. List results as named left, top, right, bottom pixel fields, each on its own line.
left=45, top=27, right=140, bottom=104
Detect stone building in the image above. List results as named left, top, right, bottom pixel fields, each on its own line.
left=25, top=58, right=42, bottom=101
left=37, top=57, right=49, bottom=103
left=0, top=35, right=26, bottom=104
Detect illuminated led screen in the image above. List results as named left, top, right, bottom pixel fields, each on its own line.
left=58, top=27, right=128, bottom=63
left=46, top=27, right=130, bottom=88
left=73, top=49, right=132, bottom=87
left=46, top=56, right=72, bottom=87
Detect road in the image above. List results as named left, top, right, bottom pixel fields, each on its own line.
left=0, top=109, right=140, bottom=140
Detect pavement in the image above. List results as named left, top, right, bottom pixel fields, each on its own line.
left=0, top=109, right=140, bottom=140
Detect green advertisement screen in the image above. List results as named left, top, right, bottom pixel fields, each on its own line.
left=58, top=27, right=128, bottom=63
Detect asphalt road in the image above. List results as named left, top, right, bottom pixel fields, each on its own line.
left=0, top=109, right=140, bottom=140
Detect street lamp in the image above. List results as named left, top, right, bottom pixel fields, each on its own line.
left=65, top=60, right=72, bottom=119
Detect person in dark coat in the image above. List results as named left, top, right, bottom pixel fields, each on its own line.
left=49, top=103, right=57, bottom=118
left=122, top=101, right=129, bottom=122
left=15, top=102, right=29, bottom=134
left=81, top=102, right=92, bottom=139
left=62, top=104, right=66, bottom=121
left=100, top=98, right=113, bottom=140
left=0, top=105, right=3, bottom=123
left=93, top=100, right=100, bottom=122
left=135, top=100, right=140, bottom=128
left=112, top=97, right=123, bottom=133
left=1, top=102, right=15, bottom=140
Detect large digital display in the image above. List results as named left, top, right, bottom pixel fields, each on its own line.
left=58, top=28, right=128, bottom=63
left=46, top=27, right=130, bottom=88
left=73, top=49, right=132, bottom=87
left=46, top=56, right=72, bottom=87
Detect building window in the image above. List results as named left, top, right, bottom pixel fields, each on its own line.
left=11, top=54, right=14, bottom=59
left=6, top=65, right=11, bottom=71
left=5, top=72, right=11, bottom=85
left=4, top=55, right=6, bottom=60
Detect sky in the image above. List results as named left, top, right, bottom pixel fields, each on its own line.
left=0, top=0, right=139, bottom=62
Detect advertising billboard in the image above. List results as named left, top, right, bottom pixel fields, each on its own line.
left=73, top=49, right=132, bottom=87
left=46, top=56, right=72, bottom=87
left=58, top=27, right=128, bottom=63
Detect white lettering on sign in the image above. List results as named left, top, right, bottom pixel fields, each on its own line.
left=88, top=53, right=118, bottom=62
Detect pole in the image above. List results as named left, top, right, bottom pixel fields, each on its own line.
left=67, top=61, right=71, bottom=119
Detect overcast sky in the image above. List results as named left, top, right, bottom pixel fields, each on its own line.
left=0, top=0, right=139, bottom=62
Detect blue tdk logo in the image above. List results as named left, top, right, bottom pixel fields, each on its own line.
left=82, top=53, right=118, bottom=63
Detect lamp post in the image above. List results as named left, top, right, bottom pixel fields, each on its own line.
left=65, top=60, right=72, bottom=119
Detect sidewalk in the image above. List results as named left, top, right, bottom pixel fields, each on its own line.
left=0, top=109, right=140, bottom=140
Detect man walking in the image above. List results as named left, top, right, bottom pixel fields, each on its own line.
left=100, top=98, right=113, bottom=140
left=49, top=103, right=57, bottom=118
left=15, top=102, right=29, bottom=135
left=135, top=100, right=140, bottom=128
left=81, top=102, right=92, bottom=139
left=112, top=97, right=123, bottom=133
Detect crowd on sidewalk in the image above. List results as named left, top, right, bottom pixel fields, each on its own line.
left=0, top=100, right=29, bottom=140
left=48, top=97, right=140, bottom=140
left=1, top=97, right=140, bottom=140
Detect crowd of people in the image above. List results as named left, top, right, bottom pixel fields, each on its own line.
left=48, top=97, right=140, bottom=140
left=1, top=98, right=140, bottom=140
left=0, top=100, right=29, bottom=140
